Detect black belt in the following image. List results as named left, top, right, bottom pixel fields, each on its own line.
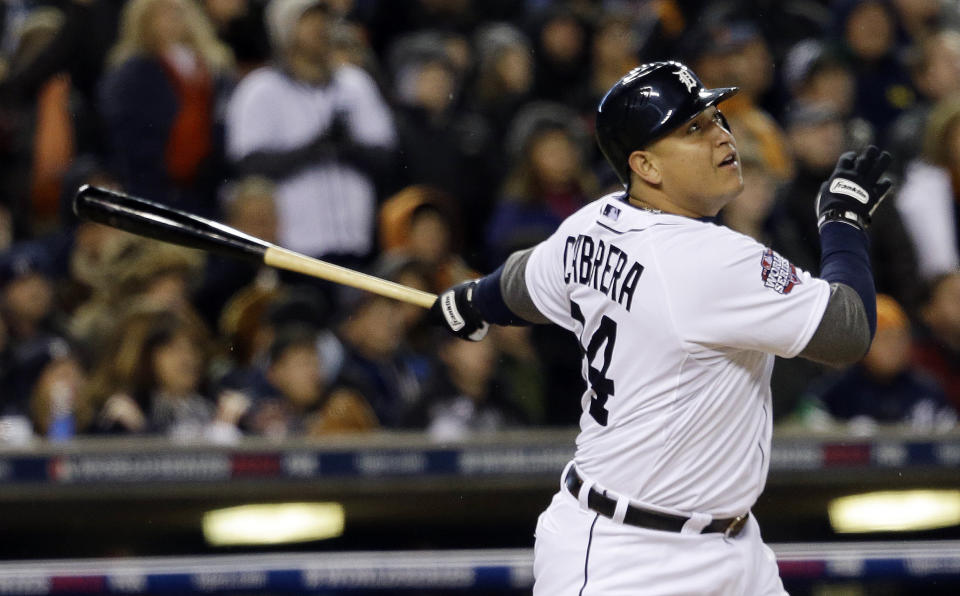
left=564, top=466, right=749, bottom=538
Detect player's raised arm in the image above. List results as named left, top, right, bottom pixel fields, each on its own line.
left=798, top=145, right=894, bottom=366
left=430, top=247, right=549, bottom=341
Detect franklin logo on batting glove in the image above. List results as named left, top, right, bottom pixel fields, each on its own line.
left=828, top=178, right=869, bottom=204
left=431, top=281, right=490, bottom=341
left=440, top=291, right=466, bottom=331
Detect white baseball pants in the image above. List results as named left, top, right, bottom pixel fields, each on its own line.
left=533, top=490, right=788, bottom=595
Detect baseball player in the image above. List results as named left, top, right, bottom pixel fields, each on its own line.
left=432, top=61, right=892, bottom=595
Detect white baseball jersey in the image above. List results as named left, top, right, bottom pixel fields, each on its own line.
left=525, top=192, right=830, bottom=518
left=226, top=65, right=396, bottom=257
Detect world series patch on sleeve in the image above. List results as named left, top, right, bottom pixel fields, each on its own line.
left=760, top=249, right=802, bottom=295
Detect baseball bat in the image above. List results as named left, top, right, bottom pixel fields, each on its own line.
left=72, top=185, right=438, bottom=309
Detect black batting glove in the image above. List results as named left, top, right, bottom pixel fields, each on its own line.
left=815, top=145, right=893, bottom=231
left=431, top=280, right=490, bottom=341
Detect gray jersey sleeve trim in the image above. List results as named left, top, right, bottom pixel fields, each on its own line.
left=799, top=282, right=871, bottom=366
left=501, top=248, right=552, bottom=325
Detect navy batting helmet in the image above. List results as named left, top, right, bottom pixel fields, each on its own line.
left=595, top=61, right=738, bottom=186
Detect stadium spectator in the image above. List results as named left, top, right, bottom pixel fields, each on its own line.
left=378, top=185, right=472, bottom=294
left=897, top=96, right=960, bottom=280
left=485, top=101, right=597, bottom=268
left=254, top=326, right=327, bottom=436
left=260, top=286, right=340, bottom=380
left=782, top=39, right=860, bottom=121
left=69, top=237, right=205, bottom=360
left=588, top=9, right=641, bottom=113
left=213, top=285, right=334, bottom=412
left=387, top=31, right=497, bottom=228
left=469, top=22, right=534, bottom=152
left=832, top=0, right=916, bottom=144
left=246, top=325, right=378, bottom=438
left=81, top=304, right=240, bottom=441
left=889, top=29, right=960, bottom=175
left=0, top=8, right=69, bottom=238
left=226, top=0, right=395, bottom=263
left=13, top=8, right=73, bottom=235
left=194, top=176, right=280, bottom=327
left=686, top=19, right=794, bottom=181
left=464, top=22, right=534, bottom=254
left=798, top=295, right=955, bottom=434
left=0, top=0, right=123, bottom=120
left=20, top=335, right=88, bottom=440
left=332, top=258, right=430, bottom=428
left=0, top=1, right=124, bottom=246
left=913, top=270, right=960, bottom=410
left=527, top=5, right=592, bottom=113
left=408, top=332, right=528, bottom=440
left=0, top=241, right=63, bottom=344
left=99, top=0, right=235, bottom=213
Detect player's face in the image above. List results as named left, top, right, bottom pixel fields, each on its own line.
left=648, top=106, right=743, bottom=216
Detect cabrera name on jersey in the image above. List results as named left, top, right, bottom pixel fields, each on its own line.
left=563, top=232, right=644, bottom=311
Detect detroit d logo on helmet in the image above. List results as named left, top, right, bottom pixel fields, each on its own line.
left=674, top=68, right=697, bottom=92
left=760, top=249, right=802, bottom=295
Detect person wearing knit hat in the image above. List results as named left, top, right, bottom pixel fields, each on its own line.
left=264, top=0, right=328, bottom=54
left=225, top=0, right=396, bottom=261
left=0, top=241, right=63, bottom=346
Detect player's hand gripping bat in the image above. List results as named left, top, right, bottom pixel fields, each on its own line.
left=72, top=185, right=437, bottom=308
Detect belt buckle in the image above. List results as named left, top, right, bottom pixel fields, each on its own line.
left=723, top=513, right=748, bottom=539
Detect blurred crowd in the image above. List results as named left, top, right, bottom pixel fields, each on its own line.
left=0, top=0, right=958, bottom=444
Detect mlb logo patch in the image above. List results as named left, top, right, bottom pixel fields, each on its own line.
left=760, top=249, right=801, bottom=295
left=602, top=203, right=621, bottom=221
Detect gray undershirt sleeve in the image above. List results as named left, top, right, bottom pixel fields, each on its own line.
left=500, top=248, right=552, bottom=325
left=798, top=282, right=871, bottom=366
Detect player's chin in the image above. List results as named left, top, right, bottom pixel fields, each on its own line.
left=715, top=174, right=745, bottom=205
left=716, top=164, right=744, bottom=192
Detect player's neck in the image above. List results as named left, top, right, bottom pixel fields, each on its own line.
left=626, top=188, right=709, bottom=219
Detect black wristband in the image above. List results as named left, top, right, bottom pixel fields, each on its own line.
left=817, top=208, right=869, bottom=230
